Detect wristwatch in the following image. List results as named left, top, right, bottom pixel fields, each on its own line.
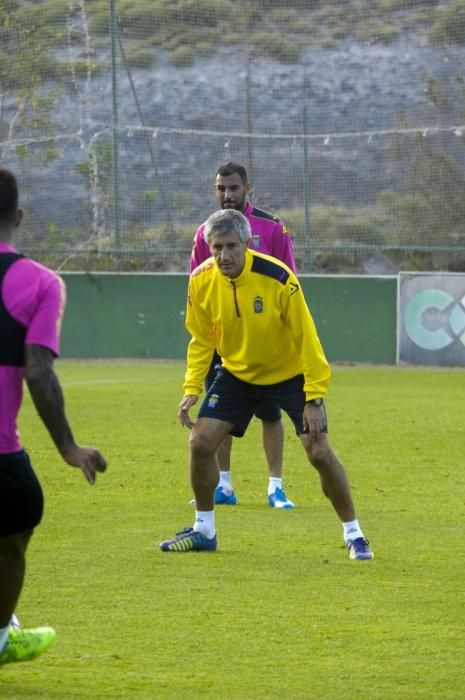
left=306, top=398, right=324, bottom=407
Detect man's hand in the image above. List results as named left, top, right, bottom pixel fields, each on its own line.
left=303, top=402, right=327, bottom=441
left=178, top=394, right=199, bottom=428
left=60, top=445, right=107, bottom=485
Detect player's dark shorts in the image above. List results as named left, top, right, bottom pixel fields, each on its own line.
left=0, top=450, right=44, bottom=536
left=198, top=368, right=328, bottom=438
left=205, top=352, right=281, bottom=423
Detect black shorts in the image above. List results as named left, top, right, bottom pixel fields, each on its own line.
left=205, top=354, right=281, bottom=423
left=0, top=450, right=44, bottom=536
left=198, top=368, right=327, bottom=437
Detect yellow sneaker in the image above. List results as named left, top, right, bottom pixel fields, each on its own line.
left=0, top=626, right=56, bottom=665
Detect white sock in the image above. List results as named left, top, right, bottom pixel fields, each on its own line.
left=342, top=519, right=364, bottom=543
left=218, top=471, right=233, bottom=493
left=0, top=625, right=9, bottom=652
left=193, top=510, right=215, bottom=539
left=268, top=477, right=282, bottom=496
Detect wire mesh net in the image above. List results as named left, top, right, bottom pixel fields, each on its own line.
left=1, top=0, right=465, bottom=273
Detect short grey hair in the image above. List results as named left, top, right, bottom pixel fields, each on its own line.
left=204, top=209, right=252, bottom=244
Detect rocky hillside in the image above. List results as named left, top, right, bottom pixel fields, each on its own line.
left=3, top=1, right=465, bottom=272
left=43, top=32, right=465, bottom=225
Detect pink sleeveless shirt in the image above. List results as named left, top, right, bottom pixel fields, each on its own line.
left=0, top=241, right=65, bottom=453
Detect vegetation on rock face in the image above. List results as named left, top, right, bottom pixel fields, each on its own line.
left=2, top=1, right=459, bottom=81
left=1, top=1, right=459, bottom=91
left=0, top=0, right=65, bottom=165
left=430, top=0, right=465, bottom=44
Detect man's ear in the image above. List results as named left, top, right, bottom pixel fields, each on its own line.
left=15, top=209, right=24, bottom=227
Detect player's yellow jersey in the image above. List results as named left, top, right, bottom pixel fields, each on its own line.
left=183, top=250, right=331, bottom=400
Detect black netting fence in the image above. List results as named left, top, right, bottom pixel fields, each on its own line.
left=1, top=0, right=465, bottom=273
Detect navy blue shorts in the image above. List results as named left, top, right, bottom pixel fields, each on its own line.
left=0, top=450, right=44, bottom=536
left=198, top=368, right=327, bottom=437
left=205, top=353, right=281, bottom=423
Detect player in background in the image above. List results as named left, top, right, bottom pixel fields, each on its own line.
left=0, top=169, right=107, bottom=666
left=190, top=161, right=296, bottom=509
left=161, top=209, right=373, bottom=560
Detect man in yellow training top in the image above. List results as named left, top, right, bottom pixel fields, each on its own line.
left=160, top=209, right=373, bottom=560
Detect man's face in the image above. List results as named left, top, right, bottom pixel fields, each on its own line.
left=209, top=231, right=247, bottom=279
left=214, top=173, right=250, bottom=212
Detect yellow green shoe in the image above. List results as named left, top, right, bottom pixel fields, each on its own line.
left=0, top=626, right=56, bottom=666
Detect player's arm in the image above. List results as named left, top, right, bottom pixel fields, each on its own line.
left=180, top=330, right=215, bottom=428
left=180, top=280, right=216, bottom=427
left=24, top=345, right=107, bottom=484
left=190, top=226, right=210, bottom=272
left=282, top=284, right=331, bottom=437
left=183, top=280, right=216, bottom=393
left=177, top=394, right=199, bottom=429
left=281, top=276, right=331, bottom=400
left=273, top=221, right=297, bottom=272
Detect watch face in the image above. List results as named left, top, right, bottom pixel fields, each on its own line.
left=312, top=399, right=323, bottom=407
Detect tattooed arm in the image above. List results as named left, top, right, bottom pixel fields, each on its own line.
left=24, top=345, right=107, bottom=484
left=24, top=345, right=75, bottom=453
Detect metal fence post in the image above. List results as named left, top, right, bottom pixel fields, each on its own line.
left=302, top=104, right=312, bottom=272
left=110, top=0, right=121, bottom=270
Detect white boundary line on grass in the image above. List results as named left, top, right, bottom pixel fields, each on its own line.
left=61, top=377, right=162, bottom=387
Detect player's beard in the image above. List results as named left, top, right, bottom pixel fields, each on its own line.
left=222, top=194, right=247, bottom=212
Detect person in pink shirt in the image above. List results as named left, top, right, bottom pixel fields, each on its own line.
left=190, top=161, right=297, bottom=509
left=0, top=169, right=107, bottom=666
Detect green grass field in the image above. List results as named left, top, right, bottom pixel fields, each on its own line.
left=1, top=361, right=464, bottom=699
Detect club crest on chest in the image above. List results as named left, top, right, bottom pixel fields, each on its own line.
left=253, top=296, right=264, bottom=313
left=251, top=235, right=260, bottom=248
